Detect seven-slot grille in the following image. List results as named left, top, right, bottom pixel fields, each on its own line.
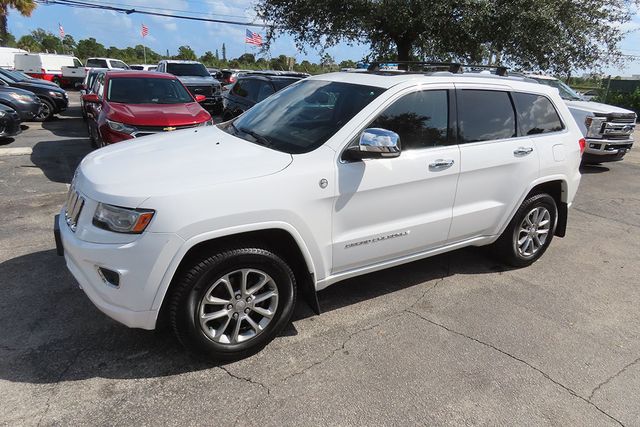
left=64, top=183, right=85, bottom=232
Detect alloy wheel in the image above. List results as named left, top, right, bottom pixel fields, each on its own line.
left=198, top=268, right=279, bottom=344
left=516, top=206, right=551, bottom=257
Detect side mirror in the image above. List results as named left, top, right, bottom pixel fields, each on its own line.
left=345, top=128, right=401, bottom=160
left=82, top=93, right=100, bottom=104
left=194, top=94, right=207, bottom=103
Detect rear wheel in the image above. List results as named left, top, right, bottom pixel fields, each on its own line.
left=169, top=247, right=296, bottom=360
left=491, top=193, right=557, bottom=267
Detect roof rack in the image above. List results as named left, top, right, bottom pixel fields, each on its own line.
left=367, top=61, right=509, bottom=76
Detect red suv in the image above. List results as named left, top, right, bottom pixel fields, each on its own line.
left=83, top=71, right=213, bottom=147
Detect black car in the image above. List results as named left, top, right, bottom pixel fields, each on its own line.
left=0, top=72, right=68, bottom=121
left=0, top=85, right=42, bottom=121
left=0, top=68, right=60, bottom=89
left=222, top=72, right=305, bottom=120
left=0, top=104, right=22, bottom=139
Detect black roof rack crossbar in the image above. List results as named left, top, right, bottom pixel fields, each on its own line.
left=367, top=61, right=508, bottom=76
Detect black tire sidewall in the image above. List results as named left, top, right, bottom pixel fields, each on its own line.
left=175, top=249, right=296, bottom=359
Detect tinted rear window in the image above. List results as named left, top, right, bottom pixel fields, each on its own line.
left=166, top=63, right=209, bottom=77
left=458, top=90, right=516, bottom=143
left=513, top=93, right=564, bottom=135
left=87, top=59, right=108, bottom=68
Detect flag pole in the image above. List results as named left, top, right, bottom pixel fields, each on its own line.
left=143, top=45, right=147, bottom=64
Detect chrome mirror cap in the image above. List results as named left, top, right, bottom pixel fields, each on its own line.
left=348, top=128, right=401, bottom=159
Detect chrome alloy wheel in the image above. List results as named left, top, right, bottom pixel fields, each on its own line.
left=35, top=102, right=50, bottom=121
left=516, top=206, right=551, bottom=257
left=198, top=269, right=279, bottom=344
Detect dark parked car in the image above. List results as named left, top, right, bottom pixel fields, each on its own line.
left=156, top=60, right=222, bottom=112
left=0, top=68, right=60, bottom=89
left=0, top=104, right=22, bottom=139
left=0, top=85, right=42, bottom=121
left=222, top=72, right=305, bottom=120
left=80, top=68, right=108, bottom=120
left=0, top=72, right=68, bottom=121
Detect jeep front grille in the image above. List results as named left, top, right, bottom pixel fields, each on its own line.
left=64, top=184, right=85, bottom=232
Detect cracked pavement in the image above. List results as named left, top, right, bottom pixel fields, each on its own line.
left=1, top=95, right=639, bottom=426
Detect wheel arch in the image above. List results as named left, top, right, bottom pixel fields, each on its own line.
left=155, top=226, right=320, bottom=330
left=524, top=179, right=568, bottom=237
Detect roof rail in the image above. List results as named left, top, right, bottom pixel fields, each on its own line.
left=367, top=61, right=509, bottom=76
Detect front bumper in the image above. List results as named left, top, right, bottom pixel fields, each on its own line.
left=55, top=211, right=184, bottom=330
left=583, top=138, right=632, bottom=162
left=51, top=95, right=69, bottom=113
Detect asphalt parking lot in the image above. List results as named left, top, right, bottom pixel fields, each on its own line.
left=1, top=92, right=639, bottom=426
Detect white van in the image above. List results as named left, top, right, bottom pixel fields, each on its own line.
left=14, top=53, right=83, bottom=85
left=0, top=47, right=28, bottom=69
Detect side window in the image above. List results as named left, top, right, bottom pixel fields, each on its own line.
left=95, top=74, right=105, bottom=98
left=232, top=80, right=246, bottom=97
left=458, top=90, right=516, bottom=143
left=512, top=92, right=564, bottom=135
left=256, top=81, right=275, bottom=102
left=370, top=90, right=449, bottom=149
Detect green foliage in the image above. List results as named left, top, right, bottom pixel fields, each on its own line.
left=256, top=0, right=638, bottom=73
left=600, top=88, right=640, bottom=117
left=176, top=45, right=197, bottom=61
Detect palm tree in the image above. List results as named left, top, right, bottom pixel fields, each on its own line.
left=1, top=1, right=37, bottom=46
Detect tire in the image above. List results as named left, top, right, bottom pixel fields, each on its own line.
left=169, top=247, right=297, bottom=361
left=491, top=193, right=557, bottom=267
left=34, top=98, right=54, bottom=122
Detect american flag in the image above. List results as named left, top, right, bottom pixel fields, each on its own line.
left=245, top=29, right=262, bottom=46
left=58, top=23, right=64, bottom=39
left=141, top=23, right=149, bottom=38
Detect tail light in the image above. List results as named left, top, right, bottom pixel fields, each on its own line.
left=578, top=138, right=586, bottom=154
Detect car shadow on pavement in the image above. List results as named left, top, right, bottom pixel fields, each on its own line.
left=0, top=246, right=512, bottom=384
left=30, top=139, right=92, bottom=184
left=0, top=137, right=15, bottom=146
left=42, top=115, right=89, bottom=139
left=580, top=164, right=611, bottom=174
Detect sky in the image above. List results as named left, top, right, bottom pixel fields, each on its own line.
left=7, top=0, right=640, bottom=75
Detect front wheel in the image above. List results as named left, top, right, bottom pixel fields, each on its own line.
left=34, top=99, right=54, bottom=122
left=169, top=247, right=297, bottom=360
left=491, top=193, right=557, bottom=267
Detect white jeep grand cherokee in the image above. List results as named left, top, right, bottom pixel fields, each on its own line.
left=55, top=69, right=583, bottom=360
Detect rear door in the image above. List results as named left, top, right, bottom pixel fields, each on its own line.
left=448, top=86, right=540, bottom=241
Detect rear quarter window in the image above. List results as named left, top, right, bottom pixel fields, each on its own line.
left=512, top=92, right=564, bottom=135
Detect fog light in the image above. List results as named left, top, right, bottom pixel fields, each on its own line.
left=97, top=267, right=120, bottom=288
left=589, top=143, right=601, bottom=149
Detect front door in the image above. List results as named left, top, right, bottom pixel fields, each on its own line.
left=332, top=87, right=460, bottom=273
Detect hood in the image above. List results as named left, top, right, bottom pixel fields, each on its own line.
left=177, top=75, right=219, bottom=86
left=107, top=102, right=211, bottom=127
left=13, top=81, right=65, bottom=94
left=23, top=78, right=59, bottom=88
left=565, top=100, right=635, bottom=116
left=77, top=125, right=293, bottom=206
left=0, top=86, right=38, bottom=98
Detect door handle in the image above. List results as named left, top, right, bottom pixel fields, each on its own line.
left=429, top=159, right=455, bottom=171
left=514, top=147, right=534, bottom=157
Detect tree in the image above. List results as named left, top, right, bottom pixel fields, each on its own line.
left=236, top=53, right=255, bottom=64
left=256, top=0, right=638, bottom=73
left=76, top=37, right=106, bottom=59
left=221, top=43, right=226, bottom=61
left=1, top=0, right=36, bottom=46
left=62, top=34, right=76, bottom=53
left=16, top=34, right=38, bottom=51
left=339, top=59, right=357, bottom=69
left=200, top=51, right=215, bottom=65
left=176, top=45, right=196, bottom=60
left=29, top=28, right=63, bottom=53
left=215, top=49, right=219, bottom=60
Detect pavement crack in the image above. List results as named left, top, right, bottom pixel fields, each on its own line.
left=588, top=356, right=640, bottom=401
left=36, top=345, right=89, bottom=427
left=218, top=365, right=270, bottom=393
left=405, top=310, right=625, bottom=427
left=282, top=313, right=404, bottom=383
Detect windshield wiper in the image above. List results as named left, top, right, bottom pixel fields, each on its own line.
left=238, top=127, right=273, bottom=147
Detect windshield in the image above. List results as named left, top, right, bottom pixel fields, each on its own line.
left=107, top=77, right=194, bottom=104
left=0, top=69, right=18, bottom=82
left=533, top=77, right=582, bottom=100
left=166, top=62, right=209, bottom=77
left=221, top=80, right=385, bottom=154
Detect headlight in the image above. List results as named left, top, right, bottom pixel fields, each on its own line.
left=107, top=119, right=137, bottom=135
left=49, top=91, right=64, bottom=98
left=9, top=93, right=33, bottom=102
left=585, top=116, right=605, bottom=138
left=93, top=203, right=155, bottom=234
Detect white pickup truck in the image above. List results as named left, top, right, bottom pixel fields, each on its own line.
left=55, top=68, right=583, bottom=360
